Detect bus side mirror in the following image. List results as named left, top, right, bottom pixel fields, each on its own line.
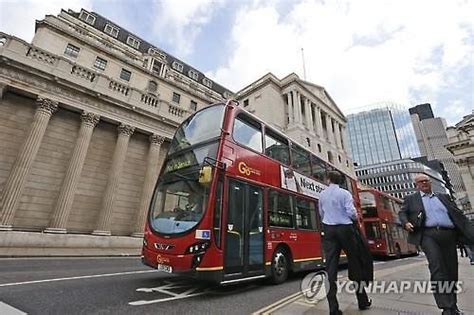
left=199, top=166, right=212, bottom=186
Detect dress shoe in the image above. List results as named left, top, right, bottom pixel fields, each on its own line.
left=329, top=310, right=343, bottom=315
left=442, top=308, right=463, bottom=315
left=359, top=298, right=372, bottom=310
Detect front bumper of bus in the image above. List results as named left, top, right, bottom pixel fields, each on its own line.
left=142, top=245, right=195, bottom=272
left=141, top=246, right=223, bottom=282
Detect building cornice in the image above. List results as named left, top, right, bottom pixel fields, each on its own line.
left=0, top=34, right=187, bottom=139
left=34, top=19, right=225, bottom=104
left=55, top=8, right=233, bottom=98
left=236, top=72, right=347, bottom=123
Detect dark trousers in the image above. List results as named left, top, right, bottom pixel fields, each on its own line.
left=421, top=228, right=458, bottom=310
left=323, top=224, right=369, bottom=313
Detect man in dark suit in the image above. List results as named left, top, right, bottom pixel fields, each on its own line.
left=319, top=171, right=372, bottom=315
left=399, top=174, right=466, bottom=315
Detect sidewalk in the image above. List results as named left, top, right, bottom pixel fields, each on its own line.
left=259, top=255, right=474, bottom=314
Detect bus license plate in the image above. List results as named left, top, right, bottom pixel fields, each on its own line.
left=157, top=264, right=172, bottom=273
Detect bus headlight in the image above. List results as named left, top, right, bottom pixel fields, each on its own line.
left=186, top=241, right=210, bottom=268
left=186, top=241, right=210, bottom=254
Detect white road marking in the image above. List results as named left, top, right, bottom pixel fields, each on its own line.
left=253, top=260, right=427, bottom=314
left=129, top=280, right=211, bottom=305
left=0, top=270, right=156, bottom=288
left=0, top=256, right=139, bottom=261
left=0, top=301, right=27, bottom=315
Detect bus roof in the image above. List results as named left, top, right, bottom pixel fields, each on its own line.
left=178, top=100, right=355, bottom=180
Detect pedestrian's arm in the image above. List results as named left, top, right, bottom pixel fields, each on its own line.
left=399, top=197, right=414, bottom=232
left=398, top=197, right=410, bottom=226
left=344, top=192, right=357, bottom=221
left=318, top=197, right=324, bottom=221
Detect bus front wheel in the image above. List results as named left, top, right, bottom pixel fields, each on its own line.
left=270, top=248, right=289, bottom=284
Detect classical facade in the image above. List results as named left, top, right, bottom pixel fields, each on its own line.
left=446, top=112, right=474, bottom=212
left=0, top=9, right=230, bottom=255
left=235, top=73, right=354, bottom=176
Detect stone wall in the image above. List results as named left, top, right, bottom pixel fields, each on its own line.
left=0, top=91, right=170, bottom=238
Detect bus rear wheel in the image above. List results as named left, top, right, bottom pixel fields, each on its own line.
left=395, top=244, right=402, bottom=258
left=270, top=248, right=289, bottom=284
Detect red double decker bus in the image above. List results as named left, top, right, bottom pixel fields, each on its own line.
left=141, top=100, right=362, bottom=284
left=359, top=188, right=417, bottom=257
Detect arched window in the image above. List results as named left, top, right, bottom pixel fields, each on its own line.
left=148, top=81, right=158, bottom=93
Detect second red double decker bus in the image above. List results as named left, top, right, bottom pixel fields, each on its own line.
left=359, top=188, right=418, bottom=258
left=141, top=100, right=362, bottom=284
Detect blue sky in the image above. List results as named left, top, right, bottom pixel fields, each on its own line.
left=1, top=0, right=472, bottom=126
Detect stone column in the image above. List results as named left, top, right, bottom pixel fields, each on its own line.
left=286, top=93, right=293, bottom=125
left=334, top=120, right=342, bottom=149
left=315, top=106, right=323, bottom=136
left=295, top=92, right=302, bottom=124
left=305, top=99, right=313, bottom=131
left=93, top=123, right=135, bottom=236
left=131, top=134, right=166, bottom=237
left=45, top=111, right=100, bottom=234
left=340, top=125, right=347, bottom=150
left=327, top=116, right=335, bottom=144
left=0, top=83, right=7, bottom=99
left=288, top=92, right=294, bottom=125
left=0, top=97, right=58, bottom=230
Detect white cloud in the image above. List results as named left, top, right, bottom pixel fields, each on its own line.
left=208, top=0, right=473, bottom=124
left=0, top=0, right=92, bottom=43
left=151, top=0, right=225, bottom=58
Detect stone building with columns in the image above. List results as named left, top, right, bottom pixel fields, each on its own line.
left=0, top=8, right=231, bottom=255
left=446, top=112, right=474, bottom=214
left=235, top=73, right=354, bottom=176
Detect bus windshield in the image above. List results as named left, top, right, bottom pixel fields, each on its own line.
left=149, top=167, right=209, bottom=235
left=365, top=222, right=381, bottom=239
left=149, top=137, right=220, bottom=235
left=169, top=104, right=225, bottom=154
left=360, top=191, right=377, bottom=217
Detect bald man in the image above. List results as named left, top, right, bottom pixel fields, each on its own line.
left=399, top=174, right=461, bottom=315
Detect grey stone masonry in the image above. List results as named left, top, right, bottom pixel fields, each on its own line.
left=131, top=134, right=165, bottom=237
left=0, top=97, right=58, bottom=230
left=93, top=123, right=135, bottom=236
left=45, top=111, right=100, bottom=233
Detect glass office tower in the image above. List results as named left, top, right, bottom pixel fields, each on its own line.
left=347, top=103, right=420, bottom=166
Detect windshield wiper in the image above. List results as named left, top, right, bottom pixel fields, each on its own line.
left=173, top=173, right=194, bottom=181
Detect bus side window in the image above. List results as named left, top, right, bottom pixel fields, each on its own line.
left=268, top=190, right=293, bottom=228
left=344, top=176, right=353, bottom=193
left=213, top=179, right=223, bottom=248
left=295, top=196, right=318, bottom=231
left=314, top=200, right=322, bottom=231
left=233, top=114, right=263, bottom=153
left=291, top=143, right=311, bottom=177
left=310, top=154, right=327, bottom=182
left=264, top=129, right=290, bottom=165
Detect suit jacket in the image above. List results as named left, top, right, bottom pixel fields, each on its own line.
left=399, top=192, right=474, bottom=246
left=348, top=223, right=374, bottom=282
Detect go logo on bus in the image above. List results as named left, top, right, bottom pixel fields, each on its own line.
left=238, top=162, right=261, bottom=176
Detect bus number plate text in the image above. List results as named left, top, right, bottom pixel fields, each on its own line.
left=157, top=264, right=173, bottom=273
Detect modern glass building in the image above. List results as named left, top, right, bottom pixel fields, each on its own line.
left=356, top=158, right=448, bottom=199
left=347, top=103, right=420, bottom=166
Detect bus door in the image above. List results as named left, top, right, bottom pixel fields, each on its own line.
left=382, top=223, right=395, bottom=254
left=224, top=179, right=265, bottom=277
